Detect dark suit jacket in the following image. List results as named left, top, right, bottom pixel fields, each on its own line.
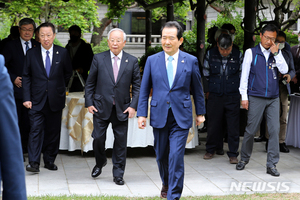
left=291, top=45, right=300, bottom=77
left=85, top=50, right=140, bottom=121
left=2, top=38, right=39, bottom=99
left=0, top=54, right=27, bottom=200
left=137, top=50, right=206, bottom=129
left=23, top=44, right=73, bottom=112
left=65, top=39, right=94, bottom=80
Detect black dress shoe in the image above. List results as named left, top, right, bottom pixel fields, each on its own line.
left=113, top=177, right=125, bottom=185
left=91, top=161, right=107, bottom=178
left=44, top=162, right=58, bottom=170
left=216, top=149, right=224, bottom=155
left=254, top=135, right=267, bottom=142
left=236, top=160, right=248, bottom=170
left=280, top=143, right=290, bottom=153
left=26, top=163, right=40, bottom=173
left=160, top=184, right=168, bottom=199
left=267, top=167, right=280, bottom=176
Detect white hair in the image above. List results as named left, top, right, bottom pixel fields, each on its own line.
left=107, top=28, right=126, bottom=42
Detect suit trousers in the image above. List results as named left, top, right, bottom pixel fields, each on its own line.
left=28, top=99, right=62, bottom=165
left=92, top=105, right=128, bottom=178
left=206, top=93, right=240, bottom=157
left=15, top=98, right=30, bottom=153
left=153, top=108, right=189, bottom=200
left=240, top=96, right=280, bottom=168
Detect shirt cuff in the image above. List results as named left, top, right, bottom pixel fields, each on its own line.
left=242, top=94, right=248, bottom=101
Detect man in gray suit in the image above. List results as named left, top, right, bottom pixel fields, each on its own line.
left=85, top=28, right=140, bottom=185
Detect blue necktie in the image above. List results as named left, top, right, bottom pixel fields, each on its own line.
left=167, top=56, right=174, bottom=88
left=25, top=41, right=29, bottom=52
left=45, top=51, right=51, bottom=77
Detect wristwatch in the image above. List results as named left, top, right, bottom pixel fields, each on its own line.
left=273, top=52, right=279, bottom=56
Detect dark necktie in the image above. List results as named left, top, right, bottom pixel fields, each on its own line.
left=25, top=41, right=29, bottom=52
left=45, top=51, right=51, bottom=77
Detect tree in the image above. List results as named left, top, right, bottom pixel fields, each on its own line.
left=0, top=0, right=100, bottom=38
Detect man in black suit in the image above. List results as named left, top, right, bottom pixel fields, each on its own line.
left=2, top=18, right=39, bottom=157
left=65, top=25, right=94, bottom=91
left=85, top=28, right=140, bottom=185
left=291, top=31, right=300, bottom=93
left=23, top=22, right=73, bottom=173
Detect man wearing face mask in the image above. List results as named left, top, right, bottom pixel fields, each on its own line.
left=291, top=31, right=300, bottom=93
left=66, top=25, right=94, bottom=92
left=265, top=31, right=295, bottom=153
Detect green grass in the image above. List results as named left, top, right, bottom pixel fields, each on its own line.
left=27, top=193, right=300, bottom=200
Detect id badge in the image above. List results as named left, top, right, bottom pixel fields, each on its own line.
left=271, top=63, right=277, bottom=79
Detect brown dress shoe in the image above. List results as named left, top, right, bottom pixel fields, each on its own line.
left=160, top=184, right=168, bottom=198
left=229, top=157, right=238, bottom=164
left=203, top=152, right=214, bottom=159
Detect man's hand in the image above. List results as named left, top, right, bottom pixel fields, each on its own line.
left=283, top=74, right=291, bottom=83
left=205, top=92, right=209, bottom=100
left=138, top=116, right=147, bottom=129
left=88, top=105, right=98, bottom=114
left=270, top=40, right=279, bottom=55
left=14, top=76, right=22, bottom=88
left=241, top=100, right=249, bottom=110
left=23, top=101, right=32, bottom=109
left=292, top=75, right=298, bottom=84
left=196, top=115, right=205, bottom=126
left=123, top=107, right=136, bottom=118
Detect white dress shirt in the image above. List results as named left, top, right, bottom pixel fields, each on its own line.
left=165, top=50, right=179, bottom=80
left=41, top=45, right=53, bottom=69
left=110, top=50, right=123, bottom=70
left=20, top=37, right=32, bottom=55
left=239, top=43, right=288, bottom=100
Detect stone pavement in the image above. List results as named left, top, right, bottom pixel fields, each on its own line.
left=25, top=136, right=300, bottom=198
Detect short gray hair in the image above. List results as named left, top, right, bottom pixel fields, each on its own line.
left=19, top=18, right=36, bottom=30
left=108, top=28, right=126, bottom=42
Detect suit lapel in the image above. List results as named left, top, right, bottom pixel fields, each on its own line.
left=116, top=51, right=128, bottom=84
left=158, top=52, right=170, bottom=88
left=49, top=45, right=59, bottom=77
left=172, top=51, right=185, bottom=89
left=35, top=45, right=47, bottom=77
left=103, top=51, right=115, bottom=83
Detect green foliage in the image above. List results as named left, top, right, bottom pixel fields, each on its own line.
left=182, top=30, right=197, bottom=54
left=0, top=0, right=100, bottom=38
left=208, top=12, right=244, bottom=50
left=54, top=37, right=63, bottom=47
left=138, top=45, right=163, bottom=77
left=285, top=30, right=299, bottom=47
left=91, top=39, right=109, bottom=54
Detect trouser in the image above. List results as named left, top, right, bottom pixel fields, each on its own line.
left=206, top=93, right=240, bottom=157
left=92, top=106, right=128, bottom=178
left=28, top=100, right=62, bottom=164
left=153, top=108, right=189, bottom=200
left=240, top=96, right=280, bottom=168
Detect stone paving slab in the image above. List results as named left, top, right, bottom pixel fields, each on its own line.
left=25, top=137, right=300, bottom=198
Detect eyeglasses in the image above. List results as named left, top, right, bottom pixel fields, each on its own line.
left=20, top=28, right=34, bottom=32
left=109, top=39, right=123, bottom=43
left=262, top=35, right=276, bottom=42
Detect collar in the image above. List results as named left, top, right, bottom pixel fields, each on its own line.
left=259, top=43, right=271, bottom=53
left=110, top=50, right=123, bottom=60
left=20, top=37, right=30, bottom=45
left=41, top=44, right=54, bottom=54
left=164, top=50, right=179, bottom=62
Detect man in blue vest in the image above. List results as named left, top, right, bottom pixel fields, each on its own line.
left=203, top=33, right=243, bottom=164
left=237, top=24, right=288, bottom=176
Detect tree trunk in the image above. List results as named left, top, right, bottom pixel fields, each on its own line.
left=167, top=2, right=174, bottom=21
left=196, top=0, right=206, bottom=68
left=243, top=0, right=257, bottom=51
left=90, top=17, right=112, bottom=46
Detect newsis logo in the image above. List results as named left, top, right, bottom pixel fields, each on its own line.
left=230, top=182, right=291, bottom=192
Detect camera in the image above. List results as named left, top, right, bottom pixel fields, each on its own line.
left=282, top=77, right=287, bottom=85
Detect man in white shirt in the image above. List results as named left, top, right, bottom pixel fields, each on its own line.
left=236, top=24, right=288, bottom=176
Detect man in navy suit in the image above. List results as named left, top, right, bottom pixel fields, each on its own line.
left=2, top=18, right=39, bottom=157
left=137, top=21, right=205, bottom=200
left=23, top=22, right=72, bottom=173
left=0, top=54, right=27, bottom=200
left=85, top=28, right=140, bottom=185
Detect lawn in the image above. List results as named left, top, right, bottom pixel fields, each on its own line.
left=27, top=193, right=300, bottom=200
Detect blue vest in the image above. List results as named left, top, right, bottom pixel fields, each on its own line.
left=248, top=45, right=279, bottom=98
left=208, top=46, right=240, bottom=96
